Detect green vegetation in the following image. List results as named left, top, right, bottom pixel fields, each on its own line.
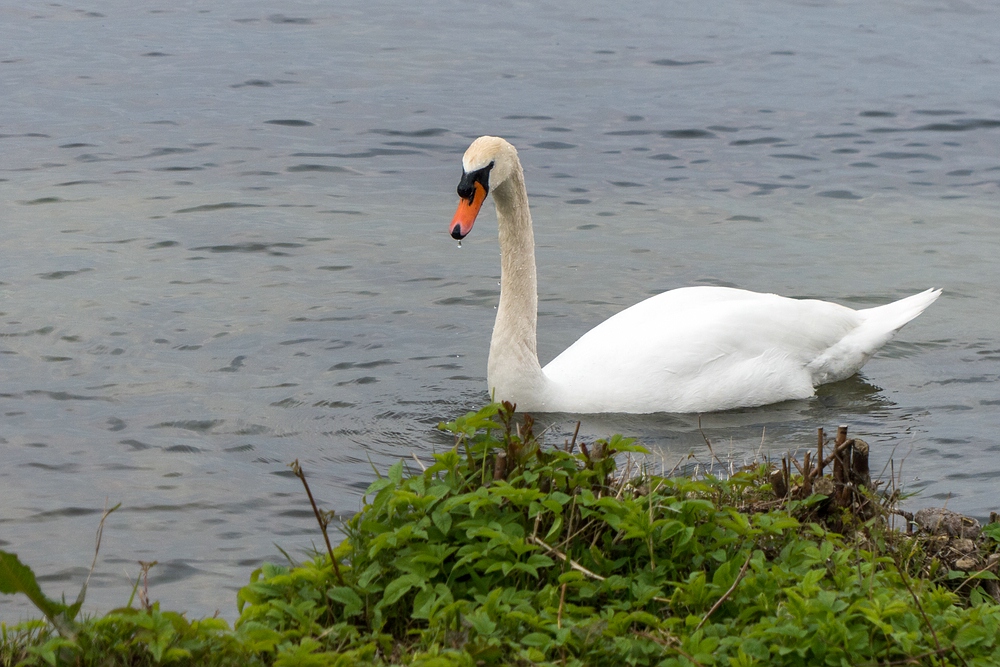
left=3, top=401, right=1000, bottom=666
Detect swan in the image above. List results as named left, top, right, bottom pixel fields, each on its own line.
left=449, top=135, right=940, bottom=414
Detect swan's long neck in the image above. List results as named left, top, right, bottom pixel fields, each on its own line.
left=487, top=161, right=547, bottom=403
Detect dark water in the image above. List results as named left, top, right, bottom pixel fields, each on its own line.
left=2, top=0, right=999, bottom=621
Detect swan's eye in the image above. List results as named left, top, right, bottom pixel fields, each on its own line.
left=457, top=161, right=494, bottom=203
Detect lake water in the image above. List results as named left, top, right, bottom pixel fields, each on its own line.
left=2, top=0, right=999, bottom=621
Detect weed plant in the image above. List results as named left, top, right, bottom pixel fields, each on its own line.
left=3, top=401, right=1000, bottom=666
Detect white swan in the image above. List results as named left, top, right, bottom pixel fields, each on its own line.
left=449, top=135, right=940, bottom=414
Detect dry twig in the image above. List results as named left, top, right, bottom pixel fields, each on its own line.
left=695, top=551, right=753, bottom=631
left=290, top=459, right=346, bottom=586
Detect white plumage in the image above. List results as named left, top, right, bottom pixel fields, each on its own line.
left=449, top=136, right=940, bottom=414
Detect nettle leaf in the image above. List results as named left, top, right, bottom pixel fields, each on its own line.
left=676, top=498, right=716, bottom=517
left=954, top=623, right=989, bottom=649
left=363, top=476, right=394, bottom=497
left=466, top=523, right=508, bottom=543
left=408, top=473, right=427, bottom=496
left=428, top=448, right=461, bottom=473
left=605, top=434, right=649, bottom=454
left=412, top=583, right=454, bottom=621
left=391, top=489, right=432, bottom=512
left=328, top=586, right=364, bottom=617
left=234, top=621, right=282, bottom=652
left=442, top=491, right=477, bottom=515
left=382, top=573, right=425, bottom=607
left=425, top=481, right=452, bottom=501
left=406, top=543, right=458, bottom=570
left=755, top=512, right=800, bottom=534
left=799, top=568, right=826, bottom=594
left=388, top=460, right=404, bottom=486
left=466, top=609, right=498, bottom=635
left=740, top=636, right=770, bottom=661
left=469, top=494, right=497, bottom=518
left=438, top=403, right=501, bottom=437
left=717, top=509, right=754, bottom=536
left=356, top=562, right=383, bottom=591
left=431, top=509, right=453, bottom=536
left=491, top=483, right=545, bottom=506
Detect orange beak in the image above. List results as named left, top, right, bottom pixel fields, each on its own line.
left=450, top=181, right=487, bottom=240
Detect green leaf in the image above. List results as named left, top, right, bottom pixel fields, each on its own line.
left=431, top=509, right=453, bottom=536
left=520, top=632, right=552, bottom=648
left=541, top=498, right=564, bottom=514
left=543, top=516, right=564, bottom=543
left=466, top=610, right=497, bottom=635
left=329, top=586, right=364, bottom=617
left=954, top=623, right=987, bottom=649
left=25, top=636, right=76, bottom=666
left=549, top=491, right=572, bottom=506
left=605, top=434, right=649, bottom=454
left=438, top=403, right=501, bottom=437
left=382, top=573, right=424, bottom=607
left=526, top=554, right=554, bottom=570
left=0, top=550, right=76, bottom=639
left=357, top=562, right=383, bottom=590
left=363, top=477, right=394, bottom=496
left=741, top=637, right=770, bottom=660
left=412, top=591, right=436, bottom=621
left=274, top=637, right=330, bottom=667
left=235, top=621, right=282, bottom=652
left=388, top=460, right=404, bottom=485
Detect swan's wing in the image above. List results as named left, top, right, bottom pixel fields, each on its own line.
left=541, top=286, right=865, bottom=413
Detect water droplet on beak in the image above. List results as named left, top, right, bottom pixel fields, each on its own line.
left=457, top=240, right=462, bottom=249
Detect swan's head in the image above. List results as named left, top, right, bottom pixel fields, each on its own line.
left=450, top=136, right=518, bottom=240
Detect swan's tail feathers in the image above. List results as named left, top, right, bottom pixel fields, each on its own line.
left=851, top=288, right=941, bottom=361
left=807, top=289, right=941, bottom=385
left=858, top=288, right=942, bottom=336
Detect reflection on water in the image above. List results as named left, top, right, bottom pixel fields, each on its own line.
left=2, top=0, right=1000, bottom=622
left=536, top=375, right=894, bottom=460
